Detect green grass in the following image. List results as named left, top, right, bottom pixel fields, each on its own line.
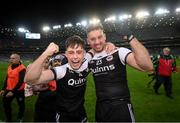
left=0, top=60, right=180, bottom=122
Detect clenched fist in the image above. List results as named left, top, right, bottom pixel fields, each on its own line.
left=43, top=42, right=59, bottom=56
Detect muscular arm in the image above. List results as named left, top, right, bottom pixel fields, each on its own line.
left=126, top=38, right=154, bottom=72
left=24, top=42, right=59, bottom=85
left=25, top=54, right=55, bottom=85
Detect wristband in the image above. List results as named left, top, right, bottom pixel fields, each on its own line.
left=127, top=35, right=135, bottom=43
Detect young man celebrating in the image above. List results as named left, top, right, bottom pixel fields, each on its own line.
left=86, top=23, right=153, bottom=122
left=25, top=36, right=89, bottom=122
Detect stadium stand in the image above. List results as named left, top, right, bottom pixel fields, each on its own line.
left=0, top=12, right=180, bottom=61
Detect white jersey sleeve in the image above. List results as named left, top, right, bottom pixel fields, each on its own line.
left=118, top=47, right=132, bottom=65
left=85, top=52, right=93, bottom=62
left=53, top=64, right=67, bottom=80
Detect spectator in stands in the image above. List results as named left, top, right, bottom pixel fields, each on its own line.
left=153, top=47, right=177, bottom=99
left=85, top=23, right=153, bottom=122
left=0, top=53, right=26, bottom=122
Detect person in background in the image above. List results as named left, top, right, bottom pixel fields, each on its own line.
left=0, top=53, right=26, bottom=122
left=25, top=57, right=60, bottom=122
left=153, top=47, right=177, bottom=99
left=147, top=54, right=159, bottom=88
left=50, top=53, right=65, bottom=67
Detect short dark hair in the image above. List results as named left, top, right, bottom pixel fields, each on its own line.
left=65, top=35, right=85, bottom=49
left=86, top=23, right=104, bottom=34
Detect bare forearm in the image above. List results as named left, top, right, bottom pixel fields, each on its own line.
left=129, top=38, right=153, bottom=71
left=25, top=42, right=59, bottom=85
left=25, top=52, right=48, bottom=84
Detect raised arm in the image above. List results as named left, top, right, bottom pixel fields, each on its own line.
left=126, top=37, right=154, bottom=72
left=24, top=42, right=59, bottom=85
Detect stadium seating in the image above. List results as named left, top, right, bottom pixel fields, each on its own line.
left=0, top=13, right=180, bottom=60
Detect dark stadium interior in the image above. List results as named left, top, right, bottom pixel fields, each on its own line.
left=1, top=1, right=180, bottom=122
left=1, top=0, right=180, bottom=60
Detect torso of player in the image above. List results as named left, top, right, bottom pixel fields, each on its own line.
left=53, top=60, right=89, bottom=112
left=88, top=48, right=132, bottom=101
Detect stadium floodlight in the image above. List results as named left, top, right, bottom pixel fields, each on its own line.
left=155, top=8, right=170, bottom=15
left=81, top=20, right=87, bottom=26
left=89, top=18, right=100, bottom=25
left=104, top=15, right=116, bottom=22
left=64, top=23, right=73, bottom=28
left=76, top=22, right=81, bottom=26
left=18, top=27, right=29, bottom=33
left=119, top=14, right=132, bottom=21
left=136, top=11, right=150, bottom=19
left=42, top=26, right=51, bottom=32
left=175, top=7, right=180, bottom=13
left=53, top=25, right=61, bottom=29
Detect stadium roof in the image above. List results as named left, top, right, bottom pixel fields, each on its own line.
left=0, top=0, right=179, bottom=32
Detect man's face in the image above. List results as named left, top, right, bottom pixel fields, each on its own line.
left=65, top=44, right=85, bottom=70
left=52, top=60, right=61, bottom=67
left=87, top=29, right=106, bottom=53
left=163, top=48, right=170, bottom=56
left=9, top=54, right=20, bottom=65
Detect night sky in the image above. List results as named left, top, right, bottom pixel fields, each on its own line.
left=0, top=0, right=179, bottom=32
